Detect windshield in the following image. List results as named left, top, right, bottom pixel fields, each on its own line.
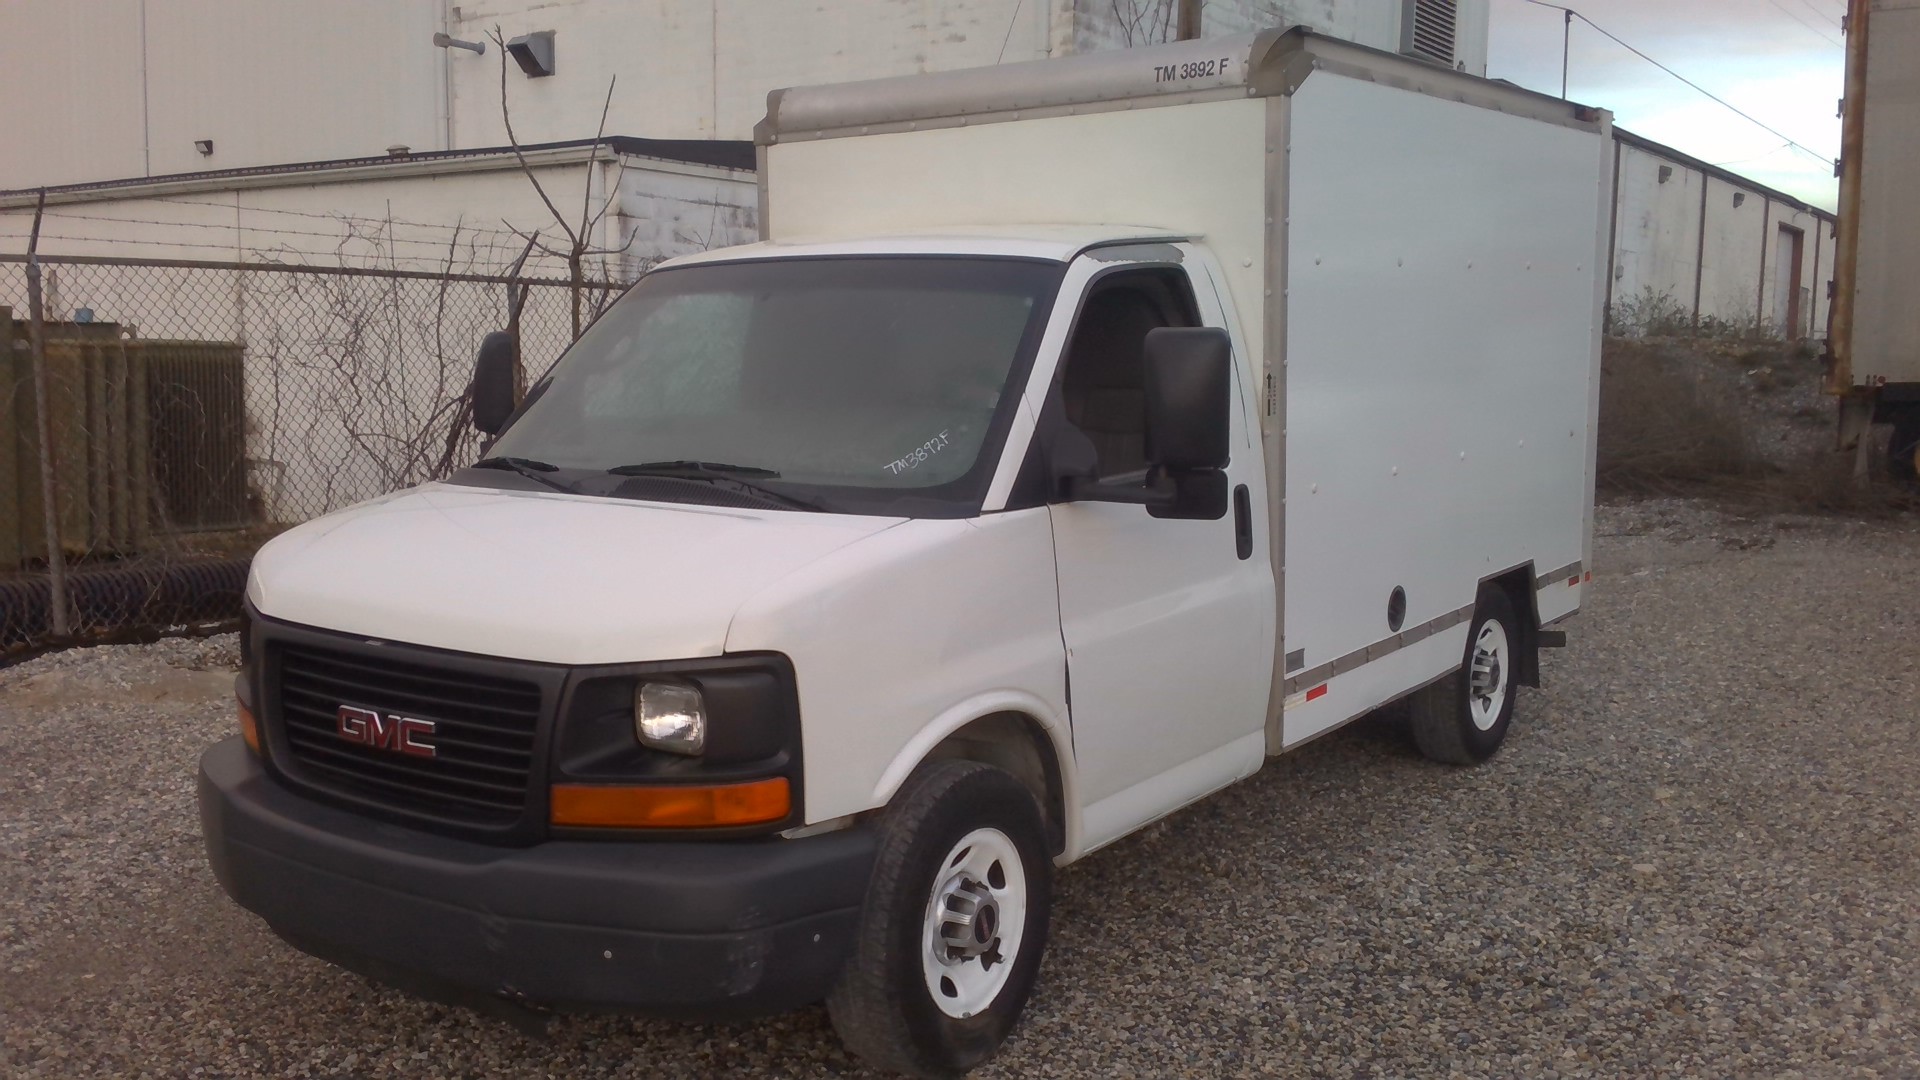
left=471, top=256, right=1063, bottom=517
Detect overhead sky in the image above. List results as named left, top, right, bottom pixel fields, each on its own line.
left=1487, top=0, right=1844, bottom=210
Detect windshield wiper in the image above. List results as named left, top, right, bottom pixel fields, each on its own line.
left=604, top=461, right=827, bottom=511
left=606, top=460, right=781, bottom=478
left=472, top=455, right=573, bottom=494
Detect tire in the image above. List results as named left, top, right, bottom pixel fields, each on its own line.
left=1888, top=414, right=1920, bottom=485
left=826, top=760, right=1053, bottom=1078
left=1409, top=585, right=1521, bottom=765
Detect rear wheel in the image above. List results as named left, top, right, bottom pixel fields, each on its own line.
left=827, top=760, right=1052, bottom=1078
left=1410, top=585, right=1521, bottom=764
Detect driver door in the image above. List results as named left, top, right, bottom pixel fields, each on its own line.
left=1042, top=249, right=1274, bottom=849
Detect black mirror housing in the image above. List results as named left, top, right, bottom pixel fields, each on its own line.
left=471, top=331, right=518, bottom=435
left=1143, top=326, right=1231, bottom=471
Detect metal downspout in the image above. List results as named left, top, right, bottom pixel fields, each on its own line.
left=1692, top=172, right=1709, bottom=328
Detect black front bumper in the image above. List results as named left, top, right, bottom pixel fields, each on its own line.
left=198, top=738, right=874, bottom=1018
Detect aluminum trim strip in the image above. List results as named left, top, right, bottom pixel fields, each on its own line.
left=756, top=29, right=1602, bottom=145
left=1535, top=560, right=1584, bottom=588
left=1281, top=602, right=1474, bottom=695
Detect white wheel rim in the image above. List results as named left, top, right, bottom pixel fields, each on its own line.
left=920, top=827, right=1027, bottom=1019
left=1467, top=618, right=1510, bottom=731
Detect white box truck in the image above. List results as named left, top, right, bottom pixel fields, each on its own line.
left=199, top=28, right=1611, bottom=1077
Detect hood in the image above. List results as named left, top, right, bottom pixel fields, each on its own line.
left=247, top=484, right=903, bottom=665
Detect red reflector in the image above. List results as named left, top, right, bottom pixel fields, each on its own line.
left=1584, top=571, right=1592, bottom=582
left=1305, top=684, right=1328, bottom=702
left=1568, top=576, right=1580, bottom=586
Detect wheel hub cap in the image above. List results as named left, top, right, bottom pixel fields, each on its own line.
left=920, top=827, right=1027, bottom=1019
left=1467, top=620, right=1510, bottom=731
left=936, top=876, right=1003, bottom=966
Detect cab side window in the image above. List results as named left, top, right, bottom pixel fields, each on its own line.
left=1056, top=268, right=1202, bottom=479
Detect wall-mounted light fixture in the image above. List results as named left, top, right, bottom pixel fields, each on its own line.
left=432, top=32, right=486, bottom=55
left=1657, top=165, right=1673, bottom=184
left=506, top=31, right=556, bottom=77
left=1732, top=192, right=1747, bottom=208
left=194, top=139, right=214, bottom=156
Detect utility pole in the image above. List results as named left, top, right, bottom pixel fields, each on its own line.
left=1177, top=0, right=1201, bottom=41
left=24, top=189, right=72, bottom=638
left=1561, top=8, right=1572, bottom=98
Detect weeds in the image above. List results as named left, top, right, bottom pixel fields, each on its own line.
left=1608, top=286, right=1788, bottom=344
left=1598, top=337, right=1917, bottom=516
left=1609, top=287, right=1695, bottom=338
left=1600, top=340, right=1767, bottom=492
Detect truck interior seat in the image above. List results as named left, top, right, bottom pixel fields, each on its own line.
left=1062, top=287, right=1166, bottom=477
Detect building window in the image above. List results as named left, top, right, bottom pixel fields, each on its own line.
left=1402, top=0, right=1458, bottom=66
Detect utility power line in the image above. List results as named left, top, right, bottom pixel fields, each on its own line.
left=1788, top=0, right=1845, bottom=30
left=1759, top=0, right=1843, bottom=47
left=1519, top=0, right=1837, bottom=167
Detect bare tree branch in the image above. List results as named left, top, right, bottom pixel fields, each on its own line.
left=490, top=25, right=579, bottom=249
left=577, top=76, right=618, bottom=245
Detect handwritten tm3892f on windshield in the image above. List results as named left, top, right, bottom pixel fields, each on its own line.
left=198, top=27, right=1610, bottom=1078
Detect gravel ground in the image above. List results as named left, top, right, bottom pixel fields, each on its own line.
left=3, top=499, right=1916, bottom=1078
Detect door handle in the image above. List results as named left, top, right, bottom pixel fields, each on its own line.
left=1233, top=484, right=1252, bottom=560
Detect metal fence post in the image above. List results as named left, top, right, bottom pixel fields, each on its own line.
left=24, top=190, right=72, bottom=637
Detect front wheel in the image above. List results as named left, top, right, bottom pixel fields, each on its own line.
left=827, top=760, right=1052, bottom=1078
left=1409, top=585, right=1521, bottom=764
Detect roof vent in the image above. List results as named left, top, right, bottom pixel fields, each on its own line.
left=1401, top=0, right=1458, bottom=66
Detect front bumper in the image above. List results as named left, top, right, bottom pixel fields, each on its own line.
left=198, top=738, right=874, bottom=1018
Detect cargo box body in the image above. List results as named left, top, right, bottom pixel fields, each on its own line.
left=757, top=28, right=1611, bottom=752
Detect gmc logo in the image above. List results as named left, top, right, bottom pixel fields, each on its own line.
left=336, top=705, right=437, bottom=758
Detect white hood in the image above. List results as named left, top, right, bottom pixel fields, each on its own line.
left=247, top=484, right=903, bottom=665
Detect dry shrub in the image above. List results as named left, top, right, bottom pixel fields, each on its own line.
left=1737, top=443, right=1920, bottom=517
left=1599, top=338, right=1918, bottom=516
left=1598, top=339, right=1767, bottom=493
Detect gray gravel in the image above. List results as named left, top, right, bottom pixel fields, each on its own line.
left=3, top=500, right=1917, bottom=1077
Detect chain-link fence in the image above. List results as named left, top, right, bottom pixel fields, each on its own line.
left=1, top=253, right=625, bottom=650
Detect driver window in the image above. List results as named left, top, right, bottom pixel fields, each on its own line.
left=1057, top=268, right=1201, bottom=479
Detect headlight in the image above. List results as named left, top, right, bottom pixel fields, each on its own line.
left=635, top=681, right=706, bottom=755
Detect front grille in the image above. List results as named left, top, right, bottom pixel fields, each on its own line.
left=273, top=642, right=543, bottom=825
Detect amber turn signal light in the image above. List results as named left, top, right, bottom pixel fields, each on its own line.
left=238, top=698, right=262, bottom=754
left=550, top=778, right=790, bottom=828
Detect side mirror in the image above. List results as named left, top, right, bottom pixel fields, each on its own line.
left=1143, top=326, right=1231, bottom=471
left=1050, top=326, right=1233, bottom=520
left=471, top=331, right=518, bottom=435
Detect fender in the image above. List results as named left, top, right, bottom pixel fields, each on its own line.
left=868, top=689, right=1083, bottom=862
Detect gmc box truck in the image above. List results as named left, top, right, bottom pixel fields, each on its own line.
left=199, top=28, right=1612, bottom=1077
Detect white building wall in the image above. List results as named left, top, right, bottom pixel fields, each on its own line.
left=1816, top=218, right=1838, bottom=336
left=0, top=0, right=445, bottom=190
left=0, top=0, right=150, bottom=189
left=1610, top=136, right=1836, bottom=341
left=1698, top=175, right=1768, bottom=326
left=1767, top=204, right=1823, bottom=338
left=0, top=0, right=1473, bottom=192
left=1610, top=142, right=1704, bottom=315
